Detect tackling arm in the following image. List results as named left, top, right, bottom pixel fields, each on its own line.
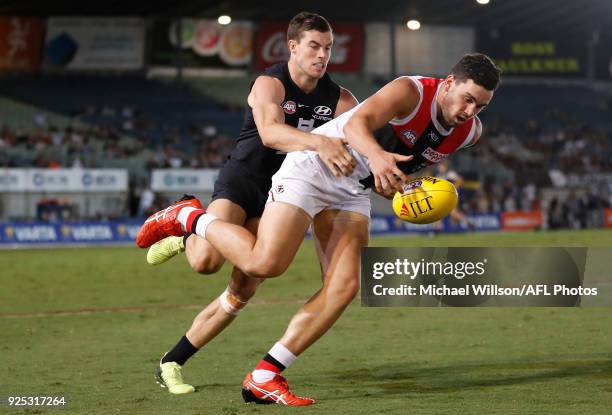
left=249, top=76, right=358, bottom=176
left=343, top=77, right=420, bottom=194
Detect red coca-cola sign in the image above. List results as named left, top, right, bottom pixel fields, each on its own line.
left=254, top=22, right=363, bottom=72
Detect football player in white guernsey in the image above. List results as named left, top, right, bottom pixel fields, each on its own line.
left=142, top=12, right=358, bottom=401
left=138, top=53, right=501, bottom=405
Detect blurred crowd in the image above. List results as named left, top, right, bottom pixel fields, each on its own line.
left=1, top=101, right=611, bottom=229
left=0, top=106, right=234, bottom=170
left=483, top=109, right=612, bottom=175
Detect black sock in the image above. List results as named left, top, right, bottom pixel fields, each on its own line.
left=183, top=233, right=190, bottom=247
left=263, top=353, right=286, bottom=372
left=189, top=213, right=204, bottom=234
left=162, top=335, right=199, bottom=366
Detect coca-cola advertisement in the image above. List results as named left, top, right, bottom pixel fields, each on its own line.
left=254, top=22, right=363, bottom=72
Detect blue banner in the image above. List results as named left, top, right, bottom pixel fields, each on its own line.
left=0, top=214, right=501, bottom=246
left=0, top=220, right=142, bottom=246
left=369, top=213, right=501, bottom=235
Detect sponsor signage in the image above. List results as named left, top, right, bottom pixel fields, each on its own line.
left=0, top=169, right=27, bottom=191
left=150, top=19, right=253, bottom=68
left=254, top=22, right=363, bottom=72
left=0, top=17, right=44, bottom=71
left=0, top=220, right=142, bottom=245
left=44, top=17, right=145, bottom=70
left=368, top=213, right=501, bottom=235
left=151, top=169, right=219, bottom=192
left=477, top=30, right=588, bottom=77
left=0, top=169, right=127, bottom=192
left=422, top=147, right=448, bottom=163
left=501, top=211, right=543, bottom=231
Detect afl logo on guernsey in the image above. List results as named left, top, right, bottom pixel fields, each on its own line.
left=401, top=130, right=418, bottom=147
left=282, top=101, right=296, bottom=114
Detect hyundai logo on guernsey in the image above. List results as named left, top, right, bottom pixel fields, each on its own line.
left=428, top=131, right=439, bottom=142
left=282, top=100, right=296, bottom=114
left=314, top=106, right=332, bottom=116
left=312, top=105, right=332, bottom=121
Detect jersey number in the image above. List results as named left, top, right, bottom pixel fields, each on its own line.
left=297, top=118, right=315, bottom=132
left=276, top=118, right=316, bottom=154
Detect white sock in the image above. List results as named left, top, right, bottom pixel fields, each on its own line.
left=269, top=342, right=297, bottom=368
left=194, top=213, right=218, bottom=239
left=252, top=369, right=277, bottom=383
left=177, top=207, right=198, bottom=232
left=252, top=342, right=297, bottom=383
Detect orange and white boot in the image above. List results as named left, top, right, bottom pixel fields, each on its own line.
left=241, top=373, right=315, bottom=406
left=136, top=195, right=202, bottom=248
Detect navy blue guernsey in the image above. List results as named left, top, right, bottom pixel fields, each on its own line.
left=229, top=62, right=341, bottom=179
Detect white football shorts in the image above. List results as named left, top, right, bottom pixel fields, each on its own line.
left=267, top=149, right=371, bottom=219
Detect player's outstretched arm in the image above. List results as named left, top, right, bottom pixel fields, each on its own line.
left=343, top=77, right=420, bottom=194
left=249, top=76, right=356, bottom=176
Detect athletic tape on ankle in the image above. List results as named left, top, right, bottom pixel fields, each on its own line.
left=219, top=288, right=248, bottom=315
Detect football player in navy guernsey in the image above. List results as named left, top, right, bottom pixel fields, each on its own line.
left=142, top=12, right=358, bottom=398
left=138, top=53, right=501, bottom=405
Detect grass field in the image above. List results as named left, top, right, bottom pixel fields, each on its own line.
left=1, top=230, right=611, bottom=414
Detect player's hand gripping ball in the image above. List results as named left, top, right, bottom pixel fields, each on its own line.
left=392, top=177, right=458, bottom=224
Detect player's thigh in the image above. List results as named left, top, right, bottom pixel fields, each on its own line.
left=250, top=201, right=312, bottom=276
left=312, top=209, right=369, bottom=298
left=186, top=198, right=247, bottom=268
left=227, top=217, right=265, bottom=299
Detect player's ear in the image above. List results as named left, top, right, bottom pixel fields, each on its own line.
left=288, top=39, right=298, bottom=54
left=444, top=75, right=454, bottom=91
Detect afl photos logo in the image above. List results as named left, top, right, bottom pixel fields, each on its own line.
left=282, top=100, right=296, bottom=114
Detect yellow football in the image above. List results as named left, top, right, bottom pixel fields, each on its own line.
left=392, top=176, right=458, bottom=224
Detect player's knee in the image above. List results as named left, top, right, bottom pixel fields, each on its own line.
left=188, top=254, right=224, bottom=275
left=243, top=257, right=287, bottom=279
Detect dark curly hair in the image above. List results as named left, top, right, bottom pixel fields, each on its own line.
left=451, top=53, right=502, bottom=91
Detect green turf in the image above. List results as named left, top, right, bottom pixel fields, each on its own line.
left=1, top=230, right=611, bottom=414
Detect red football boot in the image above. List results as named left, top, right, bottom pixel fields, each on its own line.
left=136, top=195, right=203, bottom=248
left=241, top=373, right=315, bottom=406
